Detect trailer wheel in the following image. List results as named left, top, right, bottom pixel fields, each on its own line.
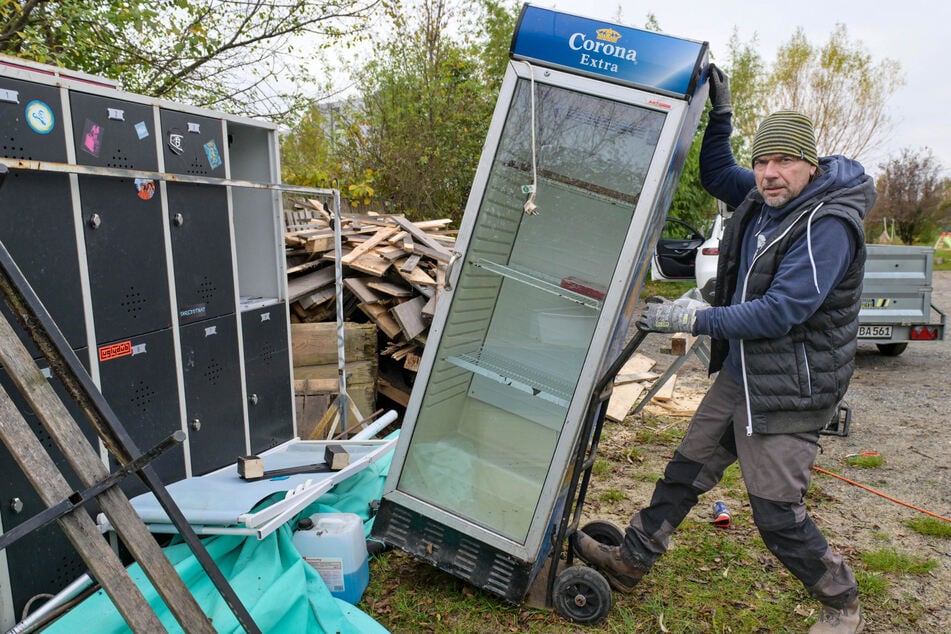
left=580, top=520, right=624, bottom=546
left=876, top=342, right=908, bottom=356
left=553, top=565, right=612, bottom=624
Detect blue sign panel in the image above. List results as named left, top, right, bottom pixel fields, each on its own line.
left=511, top=5, right=707, bottom=97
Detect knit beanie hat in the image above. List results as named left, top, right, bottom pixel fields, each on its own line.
left=750, top=110, right=819, bottom=167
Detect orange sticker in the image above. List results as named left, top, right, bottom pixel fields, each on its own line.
left=99, top=340, right=133, bottom=362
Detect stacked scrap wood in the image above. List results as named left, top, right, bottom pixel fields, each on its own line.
left=284, top=198, right=455, bottom=406
left=291, top=321, right=378, bottom=440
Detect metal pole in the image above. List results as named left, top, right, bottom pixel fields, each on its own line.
left=332, top=188, right=349, bottom=433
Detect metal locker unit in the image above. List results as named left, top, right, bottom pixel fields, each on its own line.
left=373, top=4, right=709, bottom=605
left=166, top=182, right=236, bottom=324
left=0, top=355, right=97, bottom=624
left=179, top=314, right=245, bottom=476
left=0, top=76, right=86, bottom=352
left=242, top=303, right=294, bottom=454
left=97, top=328, right=184, bottom=498
left=1, top=56, right=300, bottom=627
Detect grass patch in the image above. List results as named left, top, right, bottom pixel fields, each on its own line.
left=934, top=248, right=950, bottom=270
left=854, top=569, right=890, bottom=598
left=861, top=548, right=938, bottom=575
left=906, top=516, right=951, bottom=539
left=640, top=279, right=695, bottom=299
left=846, top=453, right=884, bottom=468
left=599, top=489, right=625, bottom=503
left=592, top=458, right=612, bottom=477
left=633, top=414, right=686, bottom=445
left=624, top=445, right=644, bottom=462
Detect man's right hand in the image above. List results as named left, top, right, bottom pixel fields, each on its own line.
left=707, top=64, right=732, bottom=115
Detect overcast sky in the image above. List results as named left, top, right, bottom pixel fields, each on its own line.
left=540, top=0, right=947, bottom=175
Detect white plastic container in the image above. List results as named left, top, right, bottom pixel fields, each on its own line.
left=292, top=512, right=370, bottom=604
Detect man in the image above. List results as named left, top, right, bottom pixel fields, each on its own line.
left=573, top=64, right=875, bottom=634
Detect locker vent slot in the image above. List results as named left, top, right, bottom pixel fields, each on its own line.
left=120, top=286, right=147, bottom=319
left=131, top=380, right=157, bottom=414
left=2, top=145, right=32, bottom=160
left=198, top=277, right=218, bottom=303
left=204, top=360, right=223, bottom=386
left=106, top=147, right=134, bottom=169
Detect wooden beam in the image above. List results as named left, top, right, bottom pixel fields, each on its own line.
left=391, top=296, right=428, bottom=341
left=392, top=216, right=452, bottom=258
left=343, top=277, right=385, bottom=304
left=287, top=266, right=335, bottom=302
left=341, top=226, right=398, bottom=265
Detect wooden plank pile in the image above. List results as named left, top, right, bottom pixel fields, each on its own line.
left=284, top=198, right=456, bottom=408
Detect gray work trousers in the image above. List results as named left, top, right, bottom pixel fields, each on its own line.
left=623, top=371, right=858, bottom=608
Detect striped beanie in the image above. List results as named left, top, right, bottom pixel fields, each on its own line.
left=750, top=110, right=819, bottom=167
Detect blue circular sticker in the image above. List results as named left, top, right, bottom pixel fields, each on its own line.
left=25, top=100, right=55, bottom=135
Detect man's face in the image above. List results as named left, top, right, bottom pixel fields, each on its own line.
left=753, top=153, right=817, bottom=207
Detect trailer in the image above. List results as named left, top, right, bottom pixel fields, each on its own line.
left=858, top=244, right=946, bottom=355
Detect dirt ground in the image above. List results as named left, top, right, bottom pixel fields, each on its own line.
left=594, top=270, right=951, bottom=633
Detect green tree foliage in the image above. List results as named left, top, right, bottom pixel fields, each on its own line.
left=869, top=148, right=947, bottom=244
left=722, top=30, right=769, bottom=165
left=280, top=104, right=338, bottom=188
left=327, top=0, right=516, bottom=220
left=769, top=25, right=902, bottom=161
left=0, top=0, right=378, bottom=118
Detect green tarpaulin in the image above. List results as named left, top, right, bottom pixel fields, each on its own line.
left=45, top=438, right=394, bottom=633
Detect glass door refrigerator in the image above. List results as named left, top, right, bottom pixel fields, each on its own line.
left=372, top=3, right=709, bottom=619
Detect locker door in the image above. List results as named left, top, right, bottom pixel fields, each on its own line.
left=167, top=182, right=235, bottom=324
left=79, top=174, right=171, bottom=342
left=0, top=354, right=98, bottom=622
left=69, top=92, right=157, bottom=171
left=241, top=304, right=293, bottom=453
left=0, top=77, right=86, bottom=351
left=179, top=315, right=244, bottom=475
left=96, top=329, right=184, bottom=497
left=159, top=110, right=225, bottom=177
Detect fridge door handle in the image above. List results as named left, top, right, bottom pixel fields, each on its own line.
left=444, top=250, right=462, bottom=291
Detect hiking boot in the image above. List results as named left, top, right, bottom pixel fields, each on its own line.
left=808, top=597, right=864, bottom=634
left=571, top=530, right=647, bottom=593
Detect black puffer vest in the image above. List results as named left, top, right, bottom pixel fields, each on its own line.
left=710, top=185, right=870, bottom=433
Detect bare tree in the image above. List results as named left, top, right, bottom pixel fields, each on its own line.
left=769, top=25, right=903, bottom=162
left=870, top=147, right=947, bottom=244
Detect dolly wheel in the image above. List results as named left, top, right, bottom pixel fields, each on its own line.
left=552, top=565, right=612, bottom=624
left=581, top=520, right=624, bottom=546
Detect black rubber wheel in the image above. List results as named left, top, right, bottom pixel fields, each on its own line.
left=581, top=520, right=624, bottom=546
left=876, top=342, right=908, bottom=356
left=552, top=565, right=613, bottom=625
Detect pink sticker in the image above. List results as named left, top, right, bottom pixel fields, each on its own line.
left=81, top=119, right=103, bottom=157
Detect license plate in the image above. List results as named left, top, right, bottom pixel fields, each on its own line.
left=858, top=325, right=892, bottom=338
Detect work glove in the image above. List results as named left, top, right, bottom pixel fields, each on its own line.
left=637, top=295, right=709, bottom=333
left=707, top=63, right=732, bottom=115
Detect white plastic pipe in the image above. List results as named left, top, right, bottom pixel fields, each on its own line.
left=351, top=410, right=399, bottom=440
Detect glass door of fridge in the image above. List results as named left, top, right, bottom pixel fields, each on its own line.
left=395, top=75, right=667, bottom=545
